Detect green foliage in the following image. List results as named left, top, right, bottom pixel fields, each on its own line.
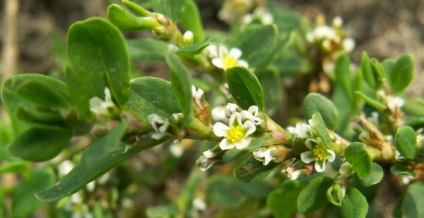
left=303, top=93, right=338, bottom=130
left=389, top=55, right=414, bottom=93
left=267, top=180, right=303, bottom=218
left=340, top=187, right=368, bottom=218
left=233, top=156, right=279, bottom=182
left=176, top=37, right=221, bottom=56
left=326, top=183, right=344, bottom=207
left=395, top=125, right=417, bottom=159
left=357, top=162, right=384, bottom=187
left=345, top=142, right=372, bottom=178
left=226, top=67, right=265, bottom=112
left=127, top=39, right=169, bottom=61
left=335, top=53, right=353, bottom=105
left=297, top=176, right=333, bottom=213
left=312, top=113, right=333, bottom=148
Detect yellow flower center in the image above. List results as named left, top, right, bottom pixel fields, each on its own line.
left=313, top=148, right=325, bottom=161
left=227, top=125, right=244, bottom=143
left=223, top=56, right=237, bottom=69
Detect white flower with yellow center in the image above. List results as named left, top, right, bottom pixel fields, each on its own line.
left=213, top=112, right=256, bottom=150
left=300, top=137, right=335, bottom=172
left=212, top=46, right=248, bottom=70
left=89, top=87, right=115, bottom=116
left=148, top=114, right=170, bottom=140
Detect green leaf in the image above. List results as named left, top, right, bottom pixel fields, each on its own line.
left=0, top=162, right=29, bottom=174
left=272, top=10, right=300, bottom=32
left=357, top=162, right=384, bottom=187
left=2, top=74, right=70, bottom=115
left=361, top=51, right=376, bottom=88
left=344, top=142, right=372, bottom=178
left=233, top=156, right=279, bottom=182
left=258, top=70, right=282, bottom=115
left=297, top=176, right=333, bottom=213
left=335, top=53, right=353, bottom=105
left=311, top=113, right=333, bottom=149
left=148, top=0, right=188, bottom=22
left=208, top=177, right=244, bottom=208
left=326, top=183, right=344, bottom=207
left=12, top=166, right=55, bottom=218
left=390, top=165, right=416, bottom=176
left=398, top=181, right=424, bottom=218
left=304, top=93, right=339, bottom=130
left=126, top=77, right=181, bottom=121
left=340, top=187, right=368, bottom=218
left=107, top=4, right=159, bottom=31
left=179, top=0, right=205, bottom=43
left=230, top=24, right=278, bottom=70
left=146, top=204, right=179, bottom=218
left=395, top=126, right=417, bottom=159
left=8, top=127, right=72, bottom=162
left=15, top=106, right=64, bottom=126
left=389, top=55, right=414, bottom=93
left=267, top=180, right=303, bottom=218
left=226, top=67, right=265, bottom=112
left=176, top=37, right=221, bottom=56
left=354, top=91, right=387, bottom=111
left=36, top=123, right=165, bottom=202
left=165, top=53, right=194, bottom=126
left=127, top=39, right=169, bottom=61
left=370, top=58, right=387, bottom=79
left=66, top=18, right=130, bottom=119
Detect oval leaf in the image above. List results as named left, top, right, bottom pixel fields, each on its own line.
left=226, top=67, right=265, bottom=112
left=267, top=180, right=303, bottom=218
left=340, top=187, right=368, bottom=218
left=304, top=93, right=338, bottom=130
left=165, top=53, right=194, bottom=126
left=389, top=55, right=414, bottom=93
left=233, top=156, right=279, bottom=182
left=361, top=51, right=376, bottom=88
left=126, top=77, right=181, bottom=121
left=335, top=53, right=353, bottom=105
left=8, top=127, right=72, bottom=162
left=344, top=142, right=372, bottom=178
left=357, top=162, right=384, bottom=187
left=66, top=18, right=130, bottom=119
left=395, top=125, right=417, bottom=159
left=297, top=176, right=333, bottom=213
left=108, top=4, right=159, bottom=31
left=312, top=113, right=333, bottom=149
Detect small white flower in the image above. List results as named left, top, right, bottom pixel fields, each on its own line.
left=287, top=123, right=312, bottom=139
left=387, top=96, right=405, bottom=112
left=254, top=7, right=274, bottom=24
left=172, top=113, right=184, bottom=122
left=225, top=103, right=240, bottom=117
left=183, top=30, right=194, bottom=45
left=204, top=45, right=219, bottom=58
left=192, top=198, right=207, bottom=211
left=212, top=46, right=249, bottom=70
left=148, top=114, right=170, bottom=140
left=282, top=166, right=307, bottom=180
left=313, top=26, right=337, bottom=41
left=196, top=154, right=219, bottom=171
left=253, top=147, right=277, bottom=165
left=89, top=87, right=115, bottom=116
left=58, top=160, right=74, bottom=177
left=192, top=85, right=205, bottom=109
left=86, top=181, right=95, bottom=192
left=203, top=149, right=218, bottom=158
left=300, top=137, right=336, bottom=172
left=170, top=143, right=184, bottom=158
left=241, top=105, right=262, bottom=125
left=343, top=38, right=355, bottom=53
left=332, top=16, right=343, bottom=27
left=212, top=106, right=228, bottom=122
left=213, top=112, right=256, bottom=150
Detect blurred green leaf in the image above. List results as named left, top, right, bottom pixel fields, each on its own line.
left=37, top=123, right=166, bottom=202
left=357, top=162, right=383, bottom=187
left=126, top=77, right=181, bottom=121
left=148, top=0, right=188, bottom=22
left=297, top=176, right=333, bottom=213
left=108, top=4, right=159, bottom=31
left=398, top=181, right=424, bottom=218
left=227, top=67, right=265, bottom=112
left=395, top=126, right=417, bottom=159
left=176, top=37, right=221, bottom=56
left=361, top=51, right=376, bottom=88
left=340, top=187, right=368, bottom=218
left=230, top=24, right=278, bottom=70
left=180, top=0, right=205, bottom=43
left=146, top=204, right=179, bottom=218
left=370, top=58, right=386, bottom=80
left=267, top=180, right=303, bottom=218
left=208, top=177, right=245, bottom=208
left=335, top=53, right=353, bottom=105
left=66, top=18, right=130, bottom=119
left=389, top=55, right=414, bottom=93
left=304, top=93, right=338, bottom=130
left=12, top=166, right=55, bottom=218
left=354, top=91, right=386, bottom=111
left=166, top=53, right=194, bottom=126
left=344, top=142, right=372, bottom=178
left=390, top=165, right=416, bottom=176
left=233, top=156, right=279, bottom=182
left=8, top=126, right=72, bottom=162
left=258, top=70, right=282, bottom=115
left=311, top=113, right=333, bottom=149
left=127, top=39, right=169, bottom=61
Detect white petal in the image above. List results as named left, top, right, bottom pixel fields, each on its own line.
left=219, top=139, right=235, bottom=150
left=315, top=160, right=326, bottom=172
left=104, top=87, right=112, bottom=102
left=237, top=60, right=249, bottom=68
left=229, top=48, right=242, bottom=59
left=152, top=132, right=165, bottom=140
left=234, top=138, right=251, bottom=150
left=213, top=122, right=230, bottom=137
left=203, top=149, right=217, bottom=158
left=326, top=149, right=336, bottom=162
left=300, top=151, right=315, bottom=163
left=241, top=120, right=256, bottom=136
left=212, top=58, right=225, bottom=69
left=218, top=46, right=229, bottom=57
left=248, top=106, right=259, bottom=116
left=225, top=103, right=239, bottom=117
left=229, top=112, right=243, bottom=127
